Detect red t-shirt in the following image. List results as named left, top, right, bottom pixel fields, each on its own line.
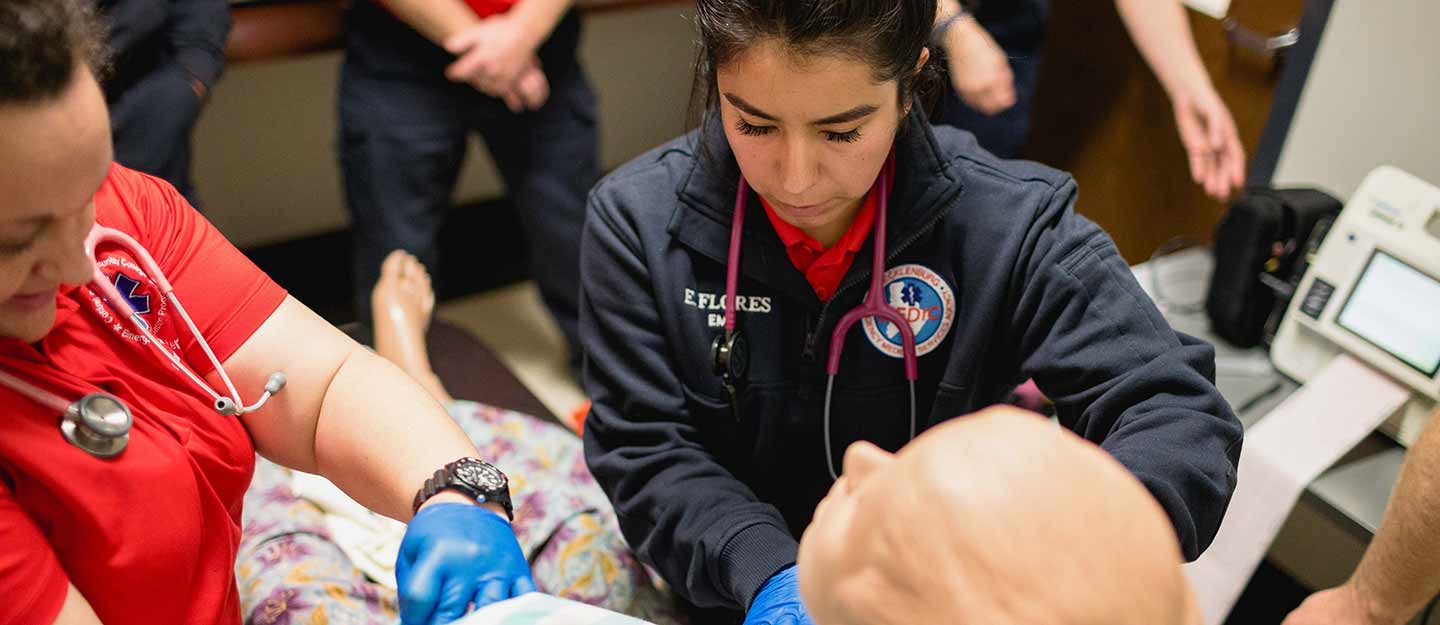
left=0, top=164, right=287, bottom=625
left=761, top=181, right=882, bottom=302
left=462, top=0, right=518, bottom=17
left=380, top=0, right=517, bottom=19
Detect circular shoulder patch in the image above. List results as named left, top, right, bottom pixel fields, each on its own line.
left=91, top=254, right=173, bottom=346
left=862, top=264, right=955, bottom=358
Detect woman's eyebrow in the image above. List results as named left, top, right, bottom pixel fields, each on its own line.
left=723, top=93, right=878, bottom=126
left=811, top=104, right=878, bottom=126
left=723, top=92, right=777, bottom=121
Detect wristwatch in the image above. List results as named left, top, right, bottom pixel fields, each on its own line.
left=412, top=457, right=514, bottom=520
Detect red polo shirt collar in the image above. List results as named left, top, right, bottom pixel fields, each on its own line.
left=759, top=157, right=890, bottom=301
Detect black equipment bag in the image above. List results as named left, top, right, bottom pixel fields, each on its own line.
left=1207, top=188, right=1343, bottom=347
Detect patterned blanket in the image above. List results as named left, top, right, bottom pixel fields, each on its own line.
left=236, top=400, right=684, bottom=625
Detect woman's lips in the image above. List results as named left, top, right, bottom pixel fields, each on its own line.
left=6, top=291, right=53, bottom=311
left=774, top=200, right=826, bottom=215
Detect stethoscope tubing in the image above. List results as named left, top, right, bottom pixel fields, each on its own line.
left=84, top=226, right=257, bottom=415
left=823, top=376, right=916, bottom=481
left=82, top=224, right=282, bottom=414
left=725, top=155, right=919, bottom=481
left=0, top=224, right=286, bottom=458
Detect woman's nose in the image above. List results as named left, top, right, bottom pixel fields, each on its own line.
left=778, top=137, right=817, bottom=197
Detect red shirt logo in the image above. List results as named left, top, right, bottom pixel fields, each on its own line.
left=90, top=254, right=181, bottom=352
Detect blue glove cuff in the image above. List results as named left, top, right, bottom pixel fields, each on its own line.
left=759, top=565, right=798, bottom=596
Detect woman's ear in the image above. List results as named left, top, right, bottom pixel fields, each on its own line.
left=900, top=47, right=933, bottom=117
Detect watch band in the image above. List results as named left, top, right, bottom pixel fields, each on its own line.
left=412, top=457, right=514, bottom=520
left=932, top=3, right=970, bottom=44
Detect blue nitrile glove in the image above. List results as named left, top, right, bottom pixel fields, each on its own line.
left=742, top=565, right=817, bottom=625
left=397, top=503, right=537, bottom=625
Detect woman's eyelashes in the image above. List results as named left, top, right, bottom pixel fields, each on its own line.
left=734, top=119, right=863, bottom=144
left=735, top=118, right=774, bottom=137
left=0, top=238, right=35, bottom=258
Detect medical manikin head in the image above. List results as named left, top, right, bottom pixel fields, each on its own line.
left=797, top=406, right=1200, bottom=625
left=0, top=0, right=110, bottom=342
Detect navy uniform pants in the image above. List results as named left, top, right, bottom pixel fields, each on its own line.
left=340, top=4, right=597, bottom=358
left=108, top=61, right=205, bottom=209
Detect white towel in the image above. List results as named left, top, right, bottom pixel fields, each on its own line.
left=454, top=593, right=655, bottom=625
left=291, top=471, right=408, bottom=589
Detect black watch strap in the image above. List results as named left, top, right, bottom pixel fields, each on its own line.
left=412, top=457, right=514, bottom=520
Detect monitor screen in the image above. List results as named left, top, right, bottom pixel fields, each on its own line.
left=1336, top=251, right=1440, bottom=377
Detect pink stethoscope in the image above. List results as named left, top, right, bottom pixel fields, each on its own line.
left=709, top=161, right=917, bottom=480
left=0, top=225, right=285, bottom=458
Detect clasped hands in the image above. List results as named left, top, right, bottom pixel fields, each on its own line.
left=443, top=16, right=550, bottom=113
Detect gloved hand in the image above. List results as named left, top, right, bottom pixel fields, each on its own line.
left=397, top=503, right=537, bottom=625
left=742, top=565, right=817, bottom=625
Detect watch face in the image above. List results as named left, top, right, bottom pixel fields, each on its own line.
left=456, top=461, right=507, bottom=492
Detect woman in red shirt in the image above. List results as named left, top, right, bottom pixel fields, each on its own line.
left=0, top=2, right=533, bottom=624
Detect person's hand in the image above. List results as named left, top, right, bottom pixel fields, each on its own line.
left=397, top=502, right=537, bottom=625
left=495, top=60, right=550, bottom=113
left=1170, top=83, right=1245, bottom=201
left=188, top=75, right=207, bottom=101
left=743, top=566, right=817, bottom=625
left=941, top=17, right=1017, bottom=115
left=443, top=15, right=540, bottom=97
left=1281, top=585, right=1393, bottom=625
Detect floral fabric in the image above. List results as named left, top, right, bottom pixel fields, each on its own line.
left=236, top=400, right=684, bottom=625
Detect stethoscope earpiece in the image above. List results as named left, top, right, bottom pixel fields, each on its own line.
left=214, top=397, right=238, bottom=416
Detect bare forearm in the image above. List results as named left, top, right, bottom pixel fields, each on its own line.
left=1113, top=0, right=1212, bottom=97
left=508, top=0, right=573, bottom=49
left=935, top=0, right=963, bottom=22
left=382, top=0, right=483, bottom=45
left=310, top=346, right=482, bottom=522
left=229, top=298, right=496, bottom=523
left=374, top=0, right=570, bottom=64
left=1349, top=412, right=1440, bottom=624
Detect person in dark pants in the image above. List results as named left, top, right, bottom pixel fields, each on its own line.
left=933, top=0, right=1245, bottom=199
left=933, top=0, right=1049, bottom=160
left=340, top=0, right=598, bottom=363
left=96, top=0, right=230, bottom=209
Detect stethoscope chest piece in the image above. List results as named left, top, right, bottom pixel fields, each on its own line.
left=711, top=330, right=750, bottom=422
left=60, top=393, right=132, bottom=458
left=711, top=331, right=749, bottom=388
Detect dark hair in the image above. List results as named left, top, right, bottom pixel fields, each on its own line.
left=690, top=0, right=940, bottom=129
left=0, top=0, right=108, bottom=105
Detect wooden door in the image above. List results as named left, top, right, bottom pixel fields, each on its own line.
left=1024, top=0, right=1310, bottom=262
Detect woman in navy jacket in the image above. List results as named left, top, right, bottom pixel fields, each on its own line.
left=578, top=1, right=1242, bottom=623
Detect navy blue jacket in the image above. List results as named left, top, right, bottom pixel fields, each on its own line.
left=579, top=109, right=1242, bottom=617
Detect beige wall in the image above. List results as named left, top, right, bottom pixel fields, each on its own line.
left=193, top=3, right=698, bottom=248
left=1272, top=0, right=1440, bottom=198
left=1266, top=0, right=1440, bottom=591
